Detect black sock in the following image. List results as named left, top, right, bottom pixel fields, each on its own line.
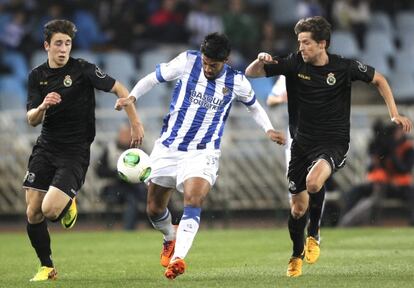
left=288, top=211, right=308, bottom=257
left=307, top=186, right=325, bottom=238
left=51, top=199, right=72, bottom=222
left=27, top=220, right=53, bottom=267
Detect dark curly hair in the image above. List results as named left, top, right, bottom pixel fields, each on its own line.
left=44, top=19, right=77, bottom=43
left=200, top=32, right=231, bottom=61
left=294, top=16, right=331, bottom=48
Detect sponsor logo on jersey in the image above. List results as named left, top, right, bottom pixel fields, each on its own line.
left=63, top=75, right=72, bottom=87
left=39, top=81, right=48, bottom=85
left=326, top=73, right=336, bottom=85
left=298, top=73, right=311, bottom=80
left=95, top=66, right=106, bottom=78
left=189, top=89, right=224, bottom=110
left=356, top=60, right=367, bottom=72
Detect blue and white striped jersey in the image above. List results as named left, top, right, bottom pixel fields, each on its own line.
left=155, top=50, right=257, bottom=151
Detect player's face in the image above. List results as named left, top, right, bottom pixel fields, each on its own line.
left=202, top=54, right=226, bottom=80
left=44, top=33, right=72, bottom=68
left=297, top=32, right=326, bottom=64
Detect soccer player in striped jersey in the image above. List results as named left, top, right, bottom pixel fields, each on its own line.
left=115, top=32, right=285, bottom=279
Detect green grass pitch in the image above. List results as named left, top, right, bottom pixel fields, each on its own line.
left=1, top=227, right=413, bottom=287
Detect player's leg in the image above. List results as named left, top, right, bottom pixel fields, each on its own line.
left=165, top=177, right=211, bottom=280
left=26, top=188, right=58, bottom=281
left=304, top=159, right=331, bottom=264
left=146, top=181, right=175, bottom=266
left=287, top=190, right=309, bottom=277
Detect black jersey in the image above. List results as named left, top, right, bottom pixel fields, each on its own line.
left=264, top=52, right=375, bottom=145
left=27, top=57, right=115, bottom=144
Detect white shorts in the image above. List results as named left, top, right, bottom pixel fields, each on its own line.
left=147, top=141, right=221, bottom=193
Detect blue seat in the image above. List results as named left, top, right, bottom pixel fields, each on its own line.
left=395, top=11, right=414, bottom=32
left=102, top=51, right=137, bottom=89
left=330, top=31, right=360, bottom=59
left=359, top=52, right=390, bottom=78
left=364, top=31, right=396, bottom=57
left=368, top=12, right=393, bottom=35
left=388, top=72, right=414, bottom=104
left=393, top=51, right=414, bottom=75
left=1, top=51, right=28, bottom=82
left=0, top=76, right=26, bottom=110
left=248, top=77, right=276, bottom=103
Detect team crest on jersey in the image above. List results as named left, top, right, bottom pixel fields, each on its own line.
left=63, top=75, right=72, bottom=87
left=24, top=171, right=35, bottom=183
left=326, top=73, right=336, bottom=86
left=95, top=66, right=106, bottom=78
left=222, top=87, right=230, bottom=96
left=288, top=180, right=296, bottom=192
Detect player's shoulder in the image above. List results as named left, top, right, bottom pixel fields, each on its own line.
left=73, top=57, right=95, bottom=69
left=328, top=53, right=354, bottom=68
left=28, top=62, right=47, bottom=79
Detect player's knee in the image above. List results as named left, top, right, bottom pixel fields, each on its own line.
left=26, top=205, right=44, bottom=223
left=306, top=178, right=322, bottom=194
left=291, top=206, right=306, bottom=219
left=146, top=205, right=164, bottom=219
left=183, top=195, right=204, bottom=207
left=41, top=202, right=60, bottom=221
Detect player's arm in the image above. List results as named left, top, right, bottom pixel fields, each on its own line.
left=111, top=80, right=144, bottom=147
left=245, top=52, right=278, bottom=78
left=371, top=71, right=412, bottom=132
left=247, top=101, right=286, bottom=145
left=115, top=52, right=187, bottom=109
left=27, top=92, right=61, bottom=127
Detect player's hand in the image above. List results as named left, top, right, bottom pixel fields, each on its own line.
left=114, top=96, right=136, bottom=111
left=130, top=122, right=144, bottom=147
left=266, top=129, right=286, bottom=145
left=258, top=52, right=278, bottom=64
left=391, top=115, right=413, bottom=133
left=39, top=92, right=61, bottom=111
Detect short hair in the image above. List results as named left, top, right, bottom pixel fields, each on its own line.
left=43, top=19, right=77, bottom=43
left=294, top=16, right=331, bottom=48
left=200, top=32, right=231, bottom=61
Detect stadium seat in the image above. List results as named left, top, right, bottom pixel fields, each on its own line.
left=102, top=51, right=137, bottom=89
left=30, top=50, right=46, bottom=69
left=395, top=11, right=414, bottom=32
left=368, top=12, right=394, bottom=35
left=397, top=32, right=414, bottom=52
left=388, top=72, right=414, bottom=104
left=359, top=52, right=391, bottom=78
left=0, top=76, right=26, bottom=110
left=71, top=50, right=100, bottom=64
left=249, top=77, right=276, bottom=103
left=329, top=31, right=360, bottom=59
left=364, top=31, right=396, bottom=57
left=393, top=50, right=414, bottom=75
left=1, top=51, right=28, bottom=82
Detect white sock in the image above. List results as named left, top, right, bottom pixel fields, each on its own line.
left=173, top=206, right=201, bottom=260
left=149, top=209, right=176, bottom=241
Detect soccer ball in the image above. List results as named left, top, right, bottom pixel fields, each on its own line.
left=117, top=148, right=151, bottom=183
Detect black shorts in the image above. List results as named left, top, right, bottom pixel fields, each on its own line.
left=23, top=138, right=91, bottom=198
left=287, top=139, right=348, bottom=194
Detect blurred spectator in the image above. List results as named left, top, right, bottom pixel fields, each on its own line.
left=33, top=2, right=66, bottom=45
left=96, top=123, right=147, bottom=230
left=185, top=0, right=223, bottom=48
left=332, top=0, right=371, bottom=49
left=259, top=20, right=291, bottom=56
left=340, top=121, right=414, bottom=226
left=222, top=0, right=259, bottom=61
left=147, top=0, right=188, bottom=43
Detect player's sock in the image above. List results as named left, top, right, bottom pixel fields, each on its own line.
left=27, top=220, right=53, bottom=267
left=288, top=211, right=308, bottom=257
left=307, top=187, right=325, bottom=238
left=149, top=208, right=176, bottom=241
left=172, top=206, right=201, bottom=259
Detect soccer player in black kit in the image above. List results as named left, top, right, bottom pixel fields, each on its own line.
left=245, top=16, right=412, bottom=277
left=23, top=20, right=143, bottom=281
